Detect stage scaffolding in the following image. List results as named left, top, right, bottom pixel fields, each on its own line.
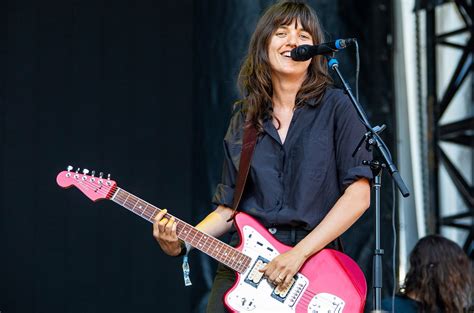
left=397, top=0, right=473, bottom=264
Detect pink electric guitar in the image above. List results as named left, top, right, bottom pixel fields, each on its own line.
left=57, top=167, right=367, bottom=313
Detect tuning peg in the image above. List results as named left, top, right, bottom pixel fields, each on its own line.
left=99, top=172, right=103, bottom=179
left=91, top=170, right=96, bottom=177
left=75, top=168, right=80, bottom=174
left=83, top=169, right=89, bottom=175
left=67, top=165, right=73, bottom=172
left=107, top=174, right=111, bottom=180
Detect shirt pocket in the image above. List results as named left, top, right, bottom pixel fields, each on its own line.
left=227, top=141, right=242, bottom=170
left=295, top=129, right=330, bottom=183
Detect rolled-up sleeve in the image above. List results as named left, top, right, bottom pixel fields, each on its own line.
left=211, top=108, right=244, bottom=209
left=211, top=139, right=237, bottom=208
left=334, top=94, right=373, bottom=190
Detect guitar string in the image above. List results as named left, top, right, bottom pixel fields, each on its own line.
left=111, top=190, right=251, bottom=271
left=68, top=174, right=244, bottom=271
left=63, top=174, right=360, bottom=306
left=66, top=173, right=251, bottom=272
left=111, top=190, right=249, bottom=271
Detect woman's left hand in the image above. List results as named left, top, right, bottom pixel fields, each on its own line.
left=259, top=247, right=308, bottom=288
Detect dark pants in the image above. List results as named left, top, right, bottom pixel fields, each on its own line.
left=205, top=228, right=340, bottom=313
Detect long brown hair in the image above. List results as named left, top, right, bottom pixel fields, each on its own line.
left=237, top=0, right=333, bottom=132
left=402, top=234, right=473, bottom=313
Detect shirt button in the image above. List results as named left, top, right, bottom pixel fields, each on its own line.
left=278, top=172, right=282, bottom=178
left=268, top=227, right=277, bottom=234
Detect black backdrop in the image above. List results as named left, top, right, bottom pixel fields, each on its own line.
left=1, top=1, right=396, bottom=312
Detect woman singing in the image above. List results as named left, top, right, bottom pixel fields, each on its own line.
left=154, top=1, right=372, bottom=312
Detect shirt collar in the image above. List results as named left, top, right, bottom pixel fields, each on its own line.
left=264, top=97, right=318, bottom=113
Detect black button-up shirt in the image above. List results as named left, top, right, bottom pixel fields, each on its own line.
left=212, top=88, right=373, bottom=230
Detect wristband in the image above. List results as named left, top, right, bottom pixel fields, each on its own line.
left=178, top=240, right=192, bottom=286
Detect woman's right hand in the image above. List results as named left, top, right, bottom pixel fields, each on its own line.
left=153, top=209, right=182, bottom=256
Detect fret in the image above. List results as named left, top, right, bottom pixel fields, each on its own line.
left=178, top=224, right=192, bottom=242
left=237, top=250, right=245, bottom=266
left=213, top=241, right=225, bottom=261
left=195, top=232, right=205, bottom=251
left=129, top=197, right=139, bottom=212
left=210, top=238, right=222, bottom=259
left=222, top=246, right=232, bottom=264
left=197, top=232, right=210, bottom=251
left=114, top=189, right=126, bottom=205
left=229, top=250, right=238, bottom=268
left=129, top=196, right=139, bottom=210
left=201, top=238, right=211, bottom=255
left=188, top=227, right=199, bottom=248
left=123, top=196, right=133, bottom=209
left=134, top=201, right=146, bottom=215
left=122, top=192, right=130, bottom=207
left=205, top=237, right=217, bottom=256
left=217, top=242, right=231, bottom=266
left=149, top=207, right=159, bottom=222
left=206, top=237, right=219, bottom=257
left=143, top=205, right=155, bottom=221
left=176, top=222, right=185, bottom=238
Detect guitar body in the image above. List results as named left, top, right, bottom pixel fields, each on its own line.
left=224, top=213, right=366, bottom=313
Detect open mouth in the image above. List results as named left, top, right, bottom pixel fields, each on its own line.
left=280, top=51, right=292, bottom=58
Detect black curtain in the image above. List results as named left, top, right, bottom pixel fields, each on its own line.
left=1, top=0, right=193, bottom=312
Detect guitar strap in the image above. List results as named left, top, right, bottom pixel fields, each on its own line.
left=226, top=120, right=344, bottom=253
left=227, top=121, right=258, bottom=221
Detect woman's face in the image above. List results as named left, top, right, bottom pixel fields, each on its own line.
left=267, top=19, right=313, bottom=79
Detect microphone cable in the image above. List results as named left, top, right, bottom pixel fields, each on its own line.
left=351, top=38, right=399, bottom=311
left=355, top=39, right=360, bottom=102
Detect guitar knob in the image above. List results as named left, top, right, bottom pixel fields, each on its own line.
left=83, top=169, right=89, bottom=175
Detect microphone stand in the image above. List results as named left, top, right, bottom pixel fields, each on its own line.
left=325, top=55, right=410, bottom=312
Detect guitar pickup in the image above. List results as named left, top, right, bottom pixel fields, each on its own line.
left=271, top=277, right=298, bottom=303
left=244, top=256, right=269, bottom=288
left=273, top=277, right=295, bottom=298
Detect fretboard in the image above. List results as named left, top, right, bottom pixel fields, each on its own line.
left=111, top=187, right=251, bottom=273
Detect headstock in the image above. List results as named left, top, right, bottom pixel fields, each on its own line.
left=56, top=166, right=117, bottom=201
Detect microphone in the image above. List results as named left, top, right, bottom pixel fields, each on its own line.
left=290, top=38, right=356, bottom=61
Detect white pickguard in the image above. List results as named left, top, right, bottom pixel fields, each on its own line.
left=225, top=225, right=309, bottom=312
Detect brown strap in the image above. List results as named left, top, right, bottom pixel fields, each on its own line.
left=227, top=121, right=258, bottom=222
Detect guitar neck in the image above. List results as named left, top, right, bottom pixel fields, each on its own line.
left=111, top=188, right=250, bottom=273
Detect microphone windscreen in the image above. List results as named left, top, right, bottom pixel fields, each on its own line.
left=290, top=45, right=311, bottom=61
